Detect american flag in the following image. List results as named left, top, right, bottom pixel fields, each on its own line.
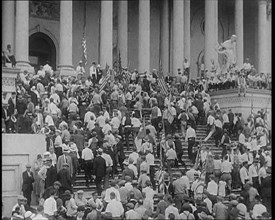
left=158, top=60, right=169, bottom=96
left=82, top=33, right=87, bottom=67
left=99, top=64, right=111, bottom=93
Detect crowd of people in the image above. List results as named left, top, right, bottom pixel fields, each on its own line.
left=2, top=46, right=272, bottom=220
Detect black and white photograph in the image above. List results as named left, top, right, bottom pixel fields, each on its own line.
left=2, top=0, right=272, bottom=219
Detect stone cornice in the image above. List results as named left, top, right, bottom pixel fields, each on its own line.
left=209, top=88, right=271, bottom=96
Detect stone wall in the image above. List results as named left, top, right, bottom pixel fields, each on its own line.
left=2, top=134, right=46, bottom=217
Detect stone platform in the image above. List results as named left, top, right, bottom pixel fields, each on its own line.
left=209, top=88, right=271, bottom=125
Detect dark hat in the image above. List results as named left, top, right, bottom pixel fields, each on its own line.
left=110, top=179, right=117, bottom=186
left=54, top=181, right=61, bottom=187
left=132, top=180, right=138, bottom=185
left=126, top=203, right=135, bottom=209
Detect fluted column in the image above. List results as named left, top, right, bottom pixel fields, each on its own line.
left=118, top=0, right=128, bottom=68
left=184, top=0, right=191, bottom=74
left=204, top=0, right=218, bottom=71
left=160, top=0, right=169, bottom=75
left=235, top=0, right=244, bottom=67
left=15, top=0, right=34, bottom=73
left=258, top=0, right=268, bottom=73
left=2, top=1, right=15, bottom=51
left=172, top=0, right=184, bottom=75
left=59, top=1, right=74, bottom=76
left=138, top=0, right=150, bottom=73
left=100, top=1, right=113, bottom=69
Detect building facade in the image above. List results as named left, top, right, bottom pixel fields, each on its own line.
left=2, top=0, right=272, bottom=77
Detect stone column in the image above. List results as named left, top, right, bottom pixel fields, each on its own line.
left=15, top=0, right=34, bottom=73
left=172, top=0, right=184, bottom=75
left=184, top=0, right=191, bottom=74
left=258, top=0, right=268, bottom=74
left=100, top=1, right=113, bottom=69
left=2, top=1, right=15, bottom=52
left=118, top=0, right=128, bottom=68
left=204, top=0, right=218, bottom=71
left=138, top=0, right=150, bottom=73
left=235, top=0, right=244, bottom=67
left=266, top=2, right=271, bottom=74
left=59, top=1, right=74, bottom=76
left=160, top=0, right=169, bottom=74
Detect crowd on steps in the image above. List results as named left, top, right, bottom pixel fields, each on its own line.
left=2, top=48, right=271, bottom=220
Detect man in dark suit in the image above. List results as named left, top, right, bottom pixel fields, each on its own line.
left=92, top=123, right=105, bottom=148
left=227, top=109, right=234, bottom=135
left=57, top=163, right=73, bottom=194
left=22, top=163, right=35, bottom=206
left=45, top=158, right=57, bottom=189
left=93, top=148, right=106, bottom=195
left=260, top=167, right=271, bottom=213
left=7, top=92, right=17, bottom=132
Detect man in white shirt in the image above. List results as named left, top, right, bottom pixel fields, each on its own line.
left=84, top=108, right=96, bottom=124
left=76, top=60, right=85, bottom=75
left=128, top=149, right=139, bottom=165
left=105, top=192, right=124, bottom=218
left=165, top=195, right=180, bottom=219
left=89, top=62, right=97, bottom=81
left=43, top=190, right=57, bottom=218
left=185, top=124, right=196, bottom=160
left=207, top=175, right=218, bottom=196
left=82, top=144, right=94, bottom=187
left=104, top=181, right=121, bottom=203
left=102, top=119, right=112, bottom=135
left=239, top=161, right=249, bottom=188
left=220, top=155, right=233, bottom=191
left=96, top=112, right=106, bottom=128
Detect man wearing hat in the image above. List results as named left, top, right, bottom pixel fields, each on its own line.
left=23, top=94, right=34, bottom=133
left=89, top=61, right=97, bottom=84
left=22, top=163, right=34, bottom=206
left=45, top=158, right=57, bottom=189
left=248, top=158, right=260, bottom=191
left=43, top=181, right=61, bottom=200
left=2, top=102, right=10, bottom=132
left=56, top=163, right=72, bottom=194
left=237, top=71, right=247, bottom=97
left=76, top=60, right=85, bottom=75
left=96, top=64, right=102, bottom=83
left=56, top=146, right=73, bottom=176
left=12, top=195, right=27, bottom=217
left=7, top=91, right=17, bottom=133
left=93, top=148, right=106, bottom=195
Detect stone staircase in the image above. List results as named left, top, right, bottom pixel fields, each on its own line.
left=73, top=109, right=241, bottom=208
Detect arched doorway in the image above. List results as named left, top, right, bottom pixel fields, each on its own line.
left=29, top=32, right=56, bottom=73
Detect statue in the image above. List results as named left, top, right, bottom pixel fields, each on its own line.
left=216, top=35, right=237, bottom=72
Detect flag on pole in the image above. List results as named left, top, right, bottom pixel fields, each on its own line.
left=158, top=59, right=169, bottom=96
left=82, top=33, right=87, bottom=67
left=82, top=2, right=87, bottom=68
left=99, top=63, right=111, bottom=92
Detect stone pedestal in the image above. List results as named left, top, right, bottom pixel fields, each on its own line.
left=2, top=67, right=20, bottom=98
left=209, top=88, right=271, bottom=125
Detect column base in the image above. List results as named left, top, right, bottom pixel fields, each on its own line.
left=15, top=61, right=35, bottom=74
left=58, top=65, right=76, bottom=77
